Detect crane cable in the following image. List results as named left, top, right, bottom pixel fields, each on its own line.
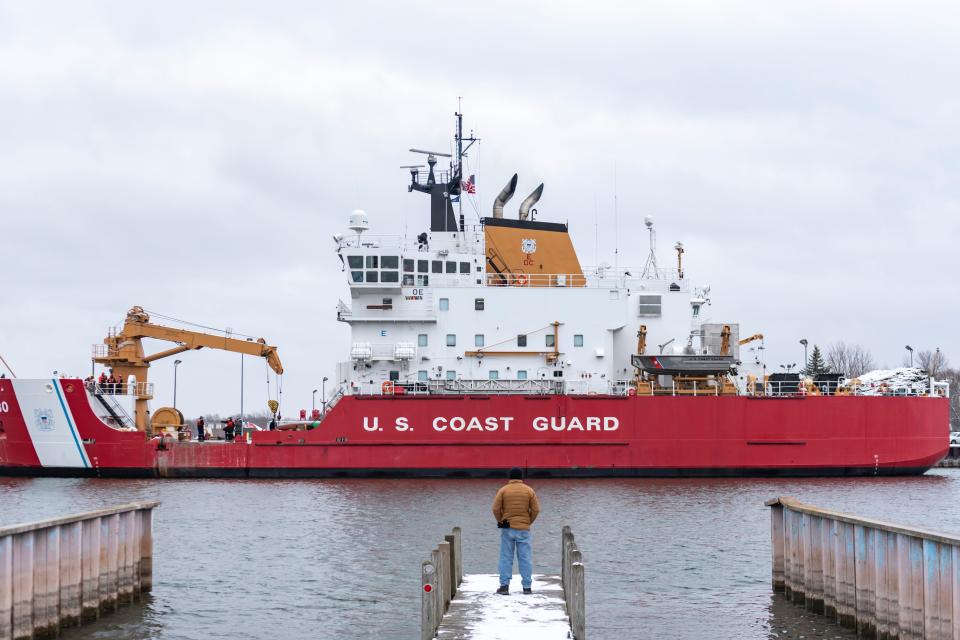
left=0, top=352, right=15, bottom=378
left=141, top=308, right=261, bottom=341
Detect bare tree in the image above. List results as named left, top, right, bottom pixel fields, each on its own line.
left=945, top=368, right=960, bottom=430
left=825, top=341, right=876, bottom=378
left=916, top=349, right=949, bottom=378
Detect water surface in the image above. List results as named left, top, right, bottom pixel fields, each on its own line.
left=3, top=471, right=959, bottom=639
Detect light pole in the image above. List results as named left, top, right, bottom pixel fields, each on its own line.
left=905, top=345, right=913, bottom=367
left=312, top=389, right=318, bottom=414
left=799, top=339, right=808, bottom=373
left=322, top=376, right=329, bottom=415
left=780, top=363, right=797, bottom=373
left=173, top=360, right=182, bottom=408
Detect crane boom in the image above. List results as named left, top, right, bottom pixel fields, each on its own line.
left=738, top=334, right=764, bottom=346
left=93, top=306, right=283, bottom=432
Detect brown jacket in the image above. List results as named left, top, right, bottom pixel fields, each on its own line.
left=492, top=480, right=541, bottom=531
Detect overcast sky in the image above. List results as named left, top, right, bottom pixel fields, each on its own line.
left=1, top=1, right=958, bottom=418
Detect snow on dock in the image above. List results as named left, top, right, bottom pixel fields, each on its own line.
left=435, top=574, right=570, bottom=639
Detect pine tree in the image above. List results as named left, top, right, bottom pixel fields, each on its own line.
left=805, top=345, right=828, bottom=377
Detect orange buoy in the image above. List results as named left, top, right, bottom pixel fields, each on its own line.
left=516, top=274, right=528, bottom=286
left=381, top=380, right=394, bottom=395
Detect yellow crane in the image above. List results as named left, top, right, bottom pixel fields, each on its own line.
left=739, top=334, right=764, bottom=346
left=93, top=306, right=284, bottom=433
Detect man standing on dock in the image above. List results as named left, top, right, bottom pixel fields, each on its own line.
left=492, top=467, right=540, bottom=595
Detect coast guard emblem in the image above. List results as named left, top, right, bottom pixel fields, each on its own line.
left=34, top=408, right=55, bottom=431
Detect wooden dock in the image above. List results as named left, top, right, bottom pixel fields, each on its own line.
left=767, top=496, right=960, bottom=639
left=0, top=501, right=159, bottom=640
left=422, top=526, right=584, bottom=640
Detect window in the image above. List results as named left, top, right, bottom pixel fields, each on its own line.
left=459, top=261, right=470, bottom=274
left=418, top=334, right=428, bottom=347
left=403, top=259, right=414, bottom=272
left=439, top=298, right=449, bottom=311
left=381, top=271, right=399, bottom=283
left=517, top=334, right=527, bottom=347
left=574, top=334, right=584, bottom=347
left=347, top=256, right=363, bottom=269
left=446, top=334, right=457, bottom=346
left=402, top=274, right=414, bottom=286
left=389, top=370, right=400, bottom=381
left=382, top=298, right=393, bottom=308
left=638, top=294, right=662, bottom=317
left=416, top=275, right=429, bottom=286
left=366, top=256, right=378, bottom=269
left=475, top=334, right=484, bottom=347
left=489, top=370, right=499, bottom=380
left=446, top=370, right=456, bottom=380
left=418, top=260, right=428, bottom=272
left=366, top=271, right=379, bottom=283
left=351, top=271, right=364, bottom=283
left=546, top=334, right=556, bottom=347
left=475, top=298, right=484, bottom=311
left=381, top=256, right=398, bottom=269
left=432, top=260, right=443, bottom=273
left=418, top=370, right=428, bottom=381
left=553, top=370, right=563, bottom=378
left=446, top=261, right=456, bottom=273
left=517, top=370, right=528, bottom=380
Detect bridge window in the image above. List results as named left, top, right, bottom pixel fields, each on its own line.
left=365, top=271, right=379, bottom=283
left=402, top=274, right=414, bottom=286
left=460, top=261, right=470, bottom=274
left=517, top=370, right=528, bottom=380
left=446, top=370, right=457, bottom=380
left=416, top=275, right=429, bottom=286
left=517, top=334, right=527, bottom=347
left=475, top=298, right=484, bottom=310
left=347, top=256, right=363, bottom=269
left=418, top=370, right=428, bottom=381
left=381, top=256, right=399, bottom=269
left=381, top=271, right=399, bottom=283
left=351, top=271, right=364, bottom=283
left=418, top=334, right=428, bottom=347
left=439, top=298, right=449, bottom=311
left=574, top=334, right=584, bottom=347
left=366, top=256, right=378, bottom=269
left=638, top=295, right=662, bottom=317
left=546, top=334, right=556, bottom=348
left=446, top=334, right=456, bottom=346
left=418, top=260, right=428, bottom=272
left=432, top=260, right=443, bottom=273
left=446, top=261, right=457, bottom=273
left=403, top=259, right=414, bottom=272
left=489, top=370, right=499, bottom=380
left=475, top=334, right=485, bottom=347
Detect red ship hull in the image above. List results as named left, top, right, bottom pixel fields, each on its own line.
left=0, top=379, right=949, bottom=478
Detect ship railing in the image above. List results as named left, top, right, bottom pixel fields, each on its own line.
left=91, top=343, right=116, bottom=359
left=756, top=380, right=945, bottom=398
left=88, top=380, right=154, bottom=398
left=416, top=270, right=689, bottom=289
left=351, top=378, right=564, bottom=396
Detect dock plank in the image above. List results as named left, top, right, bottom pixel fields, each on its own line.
left=435, top=574, right=571, bottom=639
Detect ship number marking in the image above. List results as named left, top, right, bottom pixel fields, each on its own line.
left=0, top=401, right=8, bottom=413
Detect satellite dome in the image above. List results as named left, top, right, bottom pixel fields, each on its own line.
left=348, top=209, right=369, bottom=234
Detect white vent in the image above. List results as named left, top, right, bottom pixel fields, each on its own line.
left=637, top=294, right=662, bottom=317
left=350, top=342, right=372, bottom=360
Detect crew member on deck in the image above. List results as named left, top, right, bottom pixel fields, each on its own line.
left=196, top=416, right=206, bottom=442
left=492, top=467, right=541, bottom=595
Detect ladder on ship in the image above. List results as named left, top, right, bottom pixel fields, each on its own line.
left=92, top=385, right=135, bottom=429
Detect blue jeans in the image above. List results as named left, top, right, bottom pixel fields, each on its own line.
left=498, top=528, right=532, bottom=589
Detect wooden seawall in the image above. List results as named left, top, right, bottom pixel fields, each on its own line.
left=767, top=496, right=960, bottom=639
left=421, top=526, right=585, bottom=639
left=0, top=501, right=159, bottom=640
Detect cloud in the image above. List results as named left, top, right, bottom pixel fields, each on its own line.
left=1, top=0, right=957, bottom=416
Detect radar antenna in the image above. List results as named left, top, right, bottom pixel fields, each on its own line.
left=641, top=216, right=659, bottom=279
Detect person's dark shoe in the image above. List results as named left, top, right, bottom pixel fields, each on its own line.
left=523, top=587, right=533, bottom=594
left=496, top=585, right=509, bottom=595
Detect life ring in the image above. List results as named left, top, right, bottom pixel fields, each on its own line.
left=516, top=274, right=528, bottom=286
left=381, top=380, right=394, bottom=395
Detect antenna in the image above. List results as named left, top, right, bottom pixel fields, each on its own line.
left=409, top=148, right=452, bottom=158
left=613, top=161, right=619, bottom=274
left=641, top=216, right=659, bottom=278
